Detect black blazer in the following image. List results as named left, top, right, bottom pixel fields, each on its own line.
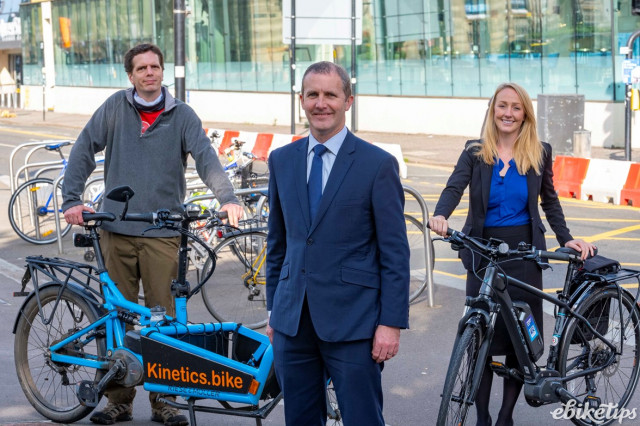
left=434, top=140, right=573, bottom=270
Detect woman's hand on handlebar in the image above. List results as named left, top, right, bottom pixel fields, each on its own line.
left=63, top=204, right=95, bottom=226
left=564, top=239, right=596, bottom=260
left=428, top=215, right=450, bottom=237
left=219, top=203, right=244, bottom=228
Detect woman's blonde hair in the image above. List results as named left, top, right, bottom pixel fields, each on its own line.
left=474, top=82, right=544, bottom=175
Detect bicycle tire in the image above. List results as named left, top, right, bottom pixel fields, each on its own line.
left=201, top=231, right=269, bottom=329
left=255, top=194, right=269, bottom=223
left=326, top=379, right=343, bottom=425
left=405, top=214, right=435, bottom=302
left=558, top=286, right=640, bottom=426
left=8, top=177, right=72, bottom=245
left=14, top=285, right=106, bottom=423
left=82, top=175, right=104, bottom=210
left=437, top=323, right=485, bottom=425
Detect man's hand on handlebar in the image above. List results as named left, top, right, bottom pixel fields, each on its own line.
left=219, top=203, right=244, bottom=228
left=64, top=204, right=95, bottom=226
left=564, top=239, right=597, bottom=260
left=428, top=215, right=450, bottom=237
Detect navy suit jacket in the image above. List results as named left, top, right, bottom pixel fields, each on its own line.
left=266, top=131, right=410, bottom=342
left=434, top=140, right=573, bottom=270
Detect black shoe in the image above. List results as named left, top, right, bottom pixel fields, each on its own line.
left=151, top=404, right=189, bottom=426
left=90, top=402, right=133, bottom=425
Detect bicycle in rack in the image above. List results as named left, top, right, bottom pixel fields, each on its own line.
left=200, top=218, right=269, bottom=329
left=434, top=226, right=640, bottom=425
left=12, top=185, right=341, bottom=426
left=8, top=141, right=104, bottom=245
left=194, top=211, right=431, bottom=329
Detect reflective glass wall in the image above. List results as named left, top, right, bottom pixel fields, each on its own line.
left=20, top=0, right=640, bottom=101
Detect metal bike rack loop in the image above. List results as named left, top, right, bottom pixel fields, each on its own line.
left=53, top=174, right=65, bottom=254
left=9, top=140, right=72, bottom=193
left=403, top=185, right=435, bottom=308
left=52, top=168, right=104, bottom=254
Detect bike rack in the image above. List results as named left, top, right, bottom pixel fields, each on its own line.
left=9, top=140, right=74, bottom=192
left=11, top=163, right=66, bottom=234
left=52, top=169, right=104, bottom=254
left=184, top=187, right=269, bottom=205
left=403, top=185, right=435, bottom=308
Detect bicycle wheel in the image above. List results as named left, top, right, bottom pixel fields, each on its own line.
left=201, top=231, right=268, bottom=329
left=14, top=285, right=106, bottom=423
left=558, top=286, right=640, bottom=425
left=82, top=176, right=104, bottom=210
left=437, top=323, right=485, bottom=425
left=405, top=214, right=435, bottom=302
left=255, top=194, right=269, bottom=223
left=326, top=379, right=343, bottom=425
left=8, top=178, right=72, bottom=245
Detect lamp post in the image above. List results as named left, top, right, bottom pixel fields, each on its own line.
left=174, top=0, right=186, bottom=101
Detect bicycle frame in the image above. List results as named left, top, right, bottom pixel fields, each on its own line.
left=458, top=249, right=638, bottom=406
left=241, top=239, right=267, bottom=287
left=14, top=212, right=282, bottom=423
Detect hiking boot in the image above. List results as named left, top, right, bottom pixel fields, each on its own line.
left=90, top=401, right=133, bottom=425
left=151, top=404, right=189, bottom=426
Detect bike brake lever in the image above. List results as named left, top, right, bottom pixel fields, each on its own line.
left=536, top=259, right=552, bottom=271
left=443, top=237, right=464, bottom=251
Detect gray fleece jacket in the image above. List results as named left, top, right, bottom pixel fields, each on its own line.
left=62, top=87, right=239, bottom=237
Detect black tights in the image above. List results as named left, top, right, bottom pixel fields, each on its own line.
left=474, top=354, right=521, bottom=426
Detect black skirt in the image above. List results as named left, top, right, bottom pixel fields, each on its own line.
left=465, top=224, right=543, bottom=356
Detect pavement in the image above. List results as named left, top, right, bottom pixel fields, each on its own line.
left=3, top=108, right=640, bottom=425
left=3, top=108, right=640, bottom=167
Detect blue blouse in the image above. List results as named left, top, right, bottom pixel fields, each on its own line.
left=484, top=158, right=530, bottom=227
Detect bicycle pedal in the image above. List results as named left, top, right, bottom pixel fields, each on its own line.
left=76, top=380, right=100, bottom=407
left=584, top=395, right=601, bottom=409
left=489, top=361, right=523, bottom=382
left=489, top=361, right=509, bottom=377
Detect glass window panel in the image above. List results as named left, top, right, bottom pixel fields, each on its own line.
left=542, top=0, right=577, bottom=93
left=20, top=4, right=43, bottom=86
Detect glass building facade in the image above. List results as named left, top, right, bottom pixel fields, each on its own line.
left=19, top=0, right=640, bottom=102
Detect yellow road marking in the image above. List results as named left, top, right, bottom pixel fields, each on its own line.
left=561, top=218, right=640, bottom=223
left=558, top=197, right=640, bottom=210
left=544, top=283, right=639, bottom=293
left=434, top=270, right=466, bottom=280
left=0, top=127, right=69, bottom=140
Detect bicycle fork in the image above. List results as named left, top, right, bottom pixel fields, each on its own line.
left=456, top=298, right=499, bottom=408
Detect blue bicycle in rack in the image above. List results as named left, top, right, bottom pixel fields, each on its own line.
left=8, top=141, right=104, bottom=245
left=12, top=186, right=341, bottom=426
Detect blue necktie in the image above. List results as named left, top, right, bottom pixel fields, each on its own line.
left=308, top=144, right=328, bottom=222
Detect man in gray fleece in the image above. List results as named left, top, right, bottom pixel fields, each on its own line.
left=62, top=43, right=244, bottom=426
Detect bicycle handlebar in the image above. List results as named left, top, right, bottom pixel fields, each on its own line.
left=122, top=208, right=228, bottom=226
left=81, top=212, right=116, bottom=223
left=428, top=223, right=587, bottom=264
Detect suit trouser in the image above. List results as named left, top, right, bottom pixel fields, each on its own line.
left=272, top=298, right=385, bottom=426
left=101, top=230, right=180, bottom=408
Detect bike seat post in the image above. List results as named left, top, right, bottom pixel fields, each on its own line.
left=90, top=227, right=107, bottom=272
left=172, top=216, right=192, bottom=324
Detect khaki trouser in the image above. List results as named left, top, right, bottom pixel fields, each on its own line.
left=101, top=230, right=180, bottom=408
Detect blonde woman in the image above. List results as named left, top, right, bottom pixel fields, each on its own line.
left=428, top=82, right=595, bottom=425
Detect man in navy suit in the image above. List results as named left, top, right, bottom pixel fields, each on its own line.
left=265, top=61, right=410, bottom=425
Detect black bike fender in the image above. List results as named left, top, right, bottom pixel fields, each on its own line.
left=12, top=282, right=104, bottom=334
left=567, top=281, right=612, bottom=308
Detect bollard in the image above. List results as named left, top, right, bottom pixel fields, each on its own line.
left=573, top=130, right=591, bottom=158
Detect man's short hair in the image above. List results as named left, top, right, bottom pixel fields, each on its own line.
left=124, top=43, right=164, bottom=74
left=301, top=62, right=352, bottom=99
